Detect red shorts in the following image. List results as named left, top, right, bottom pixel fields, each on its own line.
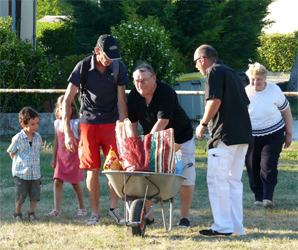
left=79, top=123, right=118, bottom=170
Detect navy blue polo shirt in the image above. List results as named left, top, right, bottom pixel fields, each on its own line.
left=68, top=55, right=129, bottom=124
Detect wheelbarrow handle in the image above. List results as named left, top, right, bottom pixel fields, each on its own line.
left=181, top=163, right=193, bottom=174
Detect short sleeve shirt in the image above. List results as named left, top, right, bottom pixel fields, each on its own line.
left=54, top=119, right=80, bottom=139
left=68, top=55, right=129, bottom=124
left=127, top=80, right=193, bottom=144
left=245, top=82, right=289, bottom=136
left=205, top=60, right=253, bottom=149
left=7, top=130, right=43, bottom=180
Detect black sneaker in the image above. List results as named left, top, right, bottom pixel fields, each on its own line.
left=146, top=218, right=155, bottom=226
left=13, top=212, right=23, bottom=221
left=200, top=229, right=232, bottom=236
left=178, top=218, right=190, bottom=228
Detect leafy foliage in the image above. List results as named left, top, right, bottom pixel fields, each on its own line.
left=111, top=16, right=185, bottom=88
left=59, top=53, right=91, bottom=89
left=0, top=17, right=60, bottom=113
left=257, top=32, right=298, bottom=72
left=37, top=0, right=73, bottom=20
left=36, top=20, right=76, bottom=59
left=64, top=0, right=124, bottom=55
left=131, top=0, right=274, bottom=71
left=39, top=0, right=274, bottom=72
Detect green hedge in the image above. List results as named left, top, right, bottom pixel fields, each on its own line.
left=36, top=20, right=77, bottom=59
left=257, top=32, right=298, bottom=72
left=1, top=17, right=60, bottom=113
left=58, top=54, right=91, bottom=88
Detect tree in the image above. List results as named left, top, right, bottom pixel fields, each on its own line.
left=288, top=50, right=298, bottom=92
left=64, top=0, right=124, bottom=54
left=57, top=0, right=274, bottom=71
left=133, top=0, right=274, bottom=71
left=37, top=0, right=73, bottom=20
left=111, top=16, right=185, bottom=87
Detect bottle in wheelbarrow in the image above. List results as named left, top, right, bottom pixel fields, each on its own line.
left=129, top=199, right=147, bottom=237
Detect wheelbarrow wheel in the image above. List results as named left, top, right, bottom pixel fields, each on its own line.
left=129, top=199, right=146, bottom=237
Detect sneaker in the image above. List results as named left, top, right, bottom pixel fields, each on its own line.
left=28, top=212, right=39, bottom=221
left=254, top=200, right=263, bottom=205
left=200, top=229, right=232, bottom=236
left=263, top=199, right=274, bottom=209
left=146, top=218, right=155, bottom=226
left=77, top=209, right=87, bottom=217
left=13, top=212, right=23, bottom=221
left=178, top=218, right=190, bottom=228
left=109, top=208, right=125, bottom=225
left=87, top=213, right=100, bottom=226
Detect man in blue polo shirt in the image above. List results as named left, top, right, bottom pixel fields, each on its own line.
left=62, top=34, right=129, bottom=226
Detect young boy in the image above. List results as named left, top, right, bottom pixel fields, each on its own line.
left=7, top=107, right=43, bottom=221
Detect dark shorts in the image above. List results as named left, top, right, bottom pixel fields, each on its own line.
left=14, top=176, right=41, bottom=204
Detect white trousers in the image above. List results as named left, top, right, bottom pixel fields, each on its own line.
left=207, top=142, right=248, bottom=235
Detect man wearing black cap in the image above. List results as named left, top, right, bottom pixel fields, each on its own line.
left=62, top=34, right=128, bottom=226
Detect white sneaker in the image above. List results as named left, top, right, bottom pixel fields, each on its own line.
left=87, top=213, right=100, bottom=226
left=254, top=201, right=263, bottom=205
left=263, top=199, right=274, bottom=209
left=109, top=208, right=125, bottom=225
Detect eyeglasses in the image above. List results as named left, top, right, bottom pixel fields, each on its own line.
left=133, top=75, right=153, bottom=85
left=194, top=56, right=205, bottom=64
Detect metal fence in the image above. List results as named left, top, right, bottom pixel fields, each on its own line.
left=1, top=89, right=298, bottom=96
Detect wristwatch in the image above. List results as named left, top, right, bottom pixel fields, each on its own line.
left=201, top=121, right=208, bottom=127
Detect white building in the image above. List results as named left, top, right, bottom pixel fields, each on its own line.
left=0, top=0, right=37, bottom=45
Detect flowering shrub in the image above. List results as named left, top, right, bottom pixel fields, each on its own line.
left=0, top=17, right=60, bottom=113
left=111, top=16, right=185, bottom=88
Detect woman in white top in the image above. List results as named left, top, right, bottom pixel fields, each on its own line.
left=245, top=62, right=293, bottom=209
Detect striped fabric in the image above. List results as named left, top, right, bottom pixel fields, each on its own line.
left=120, top=128, right=176, bottom=173
left=150, top=129, right=175, bottom=173
left=278, top=99, right=289, bottom=111
left=252, top=117, right=285, bottom=136
left=7, top=130, right=43, bottom=180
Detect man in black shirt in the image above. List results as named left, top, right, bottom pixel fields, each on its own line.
left=194, top=45, right=252, bottom=236
left=127, top=64, right=195, bottom=228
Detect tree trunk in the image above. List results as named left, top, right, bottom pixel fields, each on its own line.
left=287, top=50, right=298, bottom=92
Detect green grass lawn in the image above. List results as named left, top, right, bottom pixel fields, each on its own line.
left=0, top=137, right=297, bottom=250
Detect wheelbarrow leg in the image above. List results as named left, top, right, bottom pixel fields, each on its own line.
left=169, top=198, right=173, bottom=231
left=125, top=201, right=131, bottom=223
left=160, top=200, right=168, bottom=231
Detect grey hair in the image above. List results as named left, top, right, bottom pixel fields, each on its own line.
left=133, top=63, right=155, bottom=76
left=246, top=62, right=268, bottom=78
left=197, top=45, right=218, bottom=62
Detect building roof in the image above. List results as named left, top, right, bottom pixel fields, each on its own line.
left=38, top=15, right=68, bottom=23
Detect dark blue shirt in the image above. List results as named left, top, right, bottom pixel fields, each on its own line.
left=68, top=55, right=129, bottom=124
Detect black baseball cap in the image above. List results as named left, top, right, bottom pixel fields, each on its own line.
left=97, top=34, right=121, bottom=60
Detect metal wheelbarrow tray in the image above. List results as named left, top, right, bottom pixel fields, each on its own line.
left=103, top=170, right=187, bottom=237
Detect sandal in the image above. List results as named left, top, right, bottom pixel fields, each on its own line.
left=13, top=212, right=23, bottom=221
left=28, top=211, right=39, bottom=221
left=47, top=209, right=61, bottom=217
left=77, top=209, right=87, bottom=217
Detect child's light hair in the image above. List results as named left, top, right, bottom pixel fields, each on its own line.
left=246, top=62, right=268, bottom=78
left=54, top=95, right=79, bottom=120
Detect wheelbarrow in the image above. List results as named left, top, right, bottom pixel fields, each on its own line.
left=103, top=163, right=192, bottom=236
